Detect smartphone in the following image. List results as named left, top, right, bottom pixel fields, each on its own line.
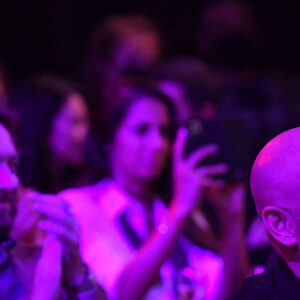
left=185, top=116, right=250, bottom=182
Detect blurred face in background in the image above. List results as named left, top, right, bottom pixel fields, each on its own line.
left=110, top=97, right=172, bottom=183
left=123, top=27, right=161, bottom=69
left=49, top=93, right=90, bottom=167
left=0, top=123, right=19, bottom=240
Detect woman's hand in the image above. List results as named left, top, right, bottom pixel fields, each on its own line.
left=12, top=189, right=87, bottom=284
left=206, top=183, right=248, bottom=299
left=116, top=128, right=228, bottom=300
left=171, top=127, right=228, bottom=218
left=32, top=193, right=88, bottom=287
left=29, top=193, right=107, bottom=299
left=31, top=234, right=62, bottom=300
left=206, top=182, right=247, bottom=233
left=11, top=188, right=45, bottom=246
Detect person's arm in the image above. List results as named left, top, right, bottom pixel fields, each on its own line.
left=31, top=193, right=108, bottom=300
left=117, top=128, right=228, bottom=300
left=30, top=234, right=62, bottom=300
left=208, top=183, right=249, bottom=299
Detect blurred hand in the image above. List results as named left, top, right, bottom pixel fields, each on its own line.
left=11, top=188, right=45, bottom=246
left=32, top=193, right=88, bottom=287
left=171, top=127, right=228, bottom=218
left=206, top=183, right=247, bottom=231
left=31, top=234, right=62, bottom=300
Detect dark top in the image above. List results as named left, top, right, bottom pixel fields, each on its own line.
left=226, top=257, right=300, bottom=300
left=0, top=239, right=25, bottom=300
left=0, top=239, right=107, bottom=300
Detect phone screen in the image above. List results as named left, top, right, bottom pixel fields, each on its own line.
left=185, top=117, right=250, bottom=182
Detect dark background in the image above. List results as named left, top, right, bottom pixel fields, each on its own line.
left=1, top=0, right=300, bottom=80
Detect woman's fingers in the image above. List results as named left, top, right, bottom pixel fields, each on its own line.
left=198, top=163, right=228, bottom=176
left=38, top=220, right=77, bottom=245
left=31, top=234, right=62, bottom=300
left=32, top=194, right=72, bottom=222
left=173, top=127, right=188, bottom=163
left=33, top=202, right=71, bottom=221
left=197, top=164, right=228, bottom=191
left=187, top=144, right=219, bottom=168
left=31, top=194, right=79, bottom=245
left=173, top=127, right=221, bottom=169
left=33, top=193, right=70, bottom=211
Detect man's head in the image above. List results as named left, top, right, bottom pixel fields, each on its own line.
left=251, top=127, right=300, bottom=259
left=0, top=120, right=19, bottom=242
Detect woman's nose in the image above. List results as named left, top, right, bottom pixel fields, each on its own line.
left=0, top=162, right=19, bottom=190
left=148, top=130, right=168, bottom=150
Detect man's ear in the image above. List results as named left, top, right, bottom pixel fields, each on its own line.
left=261, top=206, right=298, bottom=247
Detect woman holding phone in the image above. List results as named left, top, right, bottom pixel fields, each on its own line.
left=62, top=84, right=248, bottom=300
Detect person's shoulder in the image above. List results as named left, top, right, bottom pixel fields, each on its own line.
left=59, top=179, right=110, bottom=202
left=225, top=267, right=274, bottom=300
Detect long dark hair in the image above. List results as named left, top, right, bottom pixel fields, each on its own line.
left=9, top=75, right=88, bottom=193
left=0, top=107, right=16, bottom=134
left=93, top=82, right=177, bottom=200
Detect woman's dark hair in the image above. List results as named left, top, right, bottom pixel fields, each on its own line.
left=0, top=107, right=16, bottom=134
left=9, top=75, right=87, bottom=193
left=101, top=82, right=177, bottom=145
left=94, top=82, right=177, bottom=200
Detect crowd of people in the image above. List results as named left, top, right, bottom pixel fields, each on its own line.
left=1, top=0, right=300, bottom=299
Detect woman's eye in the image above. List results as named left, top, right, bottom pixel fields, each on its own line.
left=135, top=124, right=149, bottom=135
left=160, top=126, right=172, bottom=138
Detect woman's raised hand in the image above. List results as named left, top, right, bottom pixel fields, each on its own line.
left=171, top=127, right=228, bottom=218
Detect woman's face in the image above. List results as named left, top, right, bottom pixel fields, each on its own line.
left=49, top=93, right=90, bottom=166
left=111, top=97, right=172, bottom=182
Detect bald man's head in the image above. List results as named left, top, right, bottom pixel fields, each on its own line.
left=251, top=127, right=300, bottom=216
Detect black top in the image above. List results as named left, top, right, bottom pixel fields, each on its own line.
left=0, top=239, right=107, bottom=300
left=226, top=257, right=300, bottom=300
left=0, top=239, right=25, bottom=300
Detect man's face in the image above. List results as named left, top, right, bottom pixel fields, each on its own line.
left=0, top=123, right=19, bottom=241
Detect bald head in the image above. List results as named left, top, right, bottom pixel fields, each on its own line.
left=251, top=127, right=300, bottom=215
